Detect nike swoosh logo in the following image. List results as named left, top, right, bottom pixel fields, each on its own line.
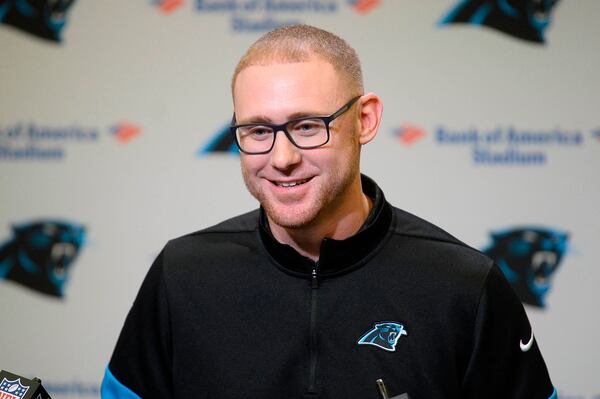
left=520, top=330, right=534, bottom=352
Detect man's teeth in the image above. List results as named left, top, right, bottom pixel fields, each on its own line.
left=277, top=180, right=307, bottom=187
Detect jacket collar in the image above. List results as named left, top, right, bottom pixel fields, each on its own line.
left=258, top=174, right=393, bottom=278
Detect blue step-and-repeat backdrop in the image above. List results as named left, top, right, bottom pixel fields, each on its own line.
left=1, top=1, right=599, bottom=397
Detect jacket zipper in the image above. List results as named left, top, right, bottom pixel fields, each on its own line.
left=308, top=262, right=319, bottom=393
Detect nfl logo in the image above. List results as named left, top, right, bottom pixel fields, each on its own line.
left=0, top=378, right=30, bottom=399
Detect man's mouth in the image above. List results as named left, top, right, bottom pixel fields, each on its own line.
left=272, top=178, right=310, bottom=188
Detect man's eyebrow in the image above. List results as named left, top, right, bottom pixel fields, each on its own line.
left=287, top=111, right=326, bottom=120
left=236, top=114, right=275, bottom=125
left=236, top=111, right=327, bottom=125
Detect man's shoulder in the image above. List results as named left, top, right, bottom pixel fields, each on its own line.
left=198, top=209, right=260, bottom=235
left=164, top=209, right=260, bottom=253
left=184, top=209, right=259, bottom=237
left=150, top=210, right=261, bottom=279
left=389, top=205, right=492, bottom=269
left=390, top=206, right=464, bottom=245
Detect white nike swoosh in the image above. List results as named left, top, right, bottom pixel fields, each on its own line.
left=520, top=330, right=534, bottom=352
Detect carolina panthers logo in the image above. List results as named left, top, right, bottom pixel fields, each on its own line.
left=439, top=0, right=561, bottom=44
left=0, top=220, right=85, bottom=298
left=197, top=123, right=239, bottom=157
left=0, top=0, right=77, bottom=42
left=357, top=322, right=407, bottom=352
left=483, top=227, right=568, bottom=308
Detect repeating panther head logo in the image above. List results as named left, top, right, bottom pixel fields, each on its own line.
left=0, top=220, right=85, bottom=298
left=483, top=227, right=568, bottom=308
left=439, top=0, right=561, bottom=44
left=357, top=322, right=408, bottom=352
left=197, top=123, right=239, bottom=157
left=0, top=0, right=77, bottom=42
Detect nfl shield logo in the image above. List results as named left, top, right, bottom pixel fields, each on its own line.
left=0, top=378, right=30, bottom=399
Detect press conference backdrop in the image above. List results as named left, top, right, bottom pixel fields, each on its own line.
left=1, top=1, right=598, bottom=397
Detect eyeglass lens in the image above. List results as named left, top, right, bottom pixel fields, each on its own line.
left=236, top=118, right=329, bottom=154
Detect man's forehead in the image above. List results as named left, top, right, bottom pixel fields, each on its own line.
left=232, top=59, right=347, bottom=121
left=235, top=50, right=328, bottom=79
left=235, top=57, right=337, bottom=85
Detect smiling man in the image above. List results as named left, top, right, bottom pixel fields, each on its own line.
left=102, top=25, right=556, bottom=399
left=233, top=53, right=378, bottom=260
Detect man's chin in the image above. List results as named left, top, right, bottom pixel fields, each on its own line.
left=263, top=204, right=318, bottom=230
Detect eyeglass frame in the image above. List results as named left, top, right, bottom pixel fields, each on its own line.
left=230, top=95, right=362, bottom=155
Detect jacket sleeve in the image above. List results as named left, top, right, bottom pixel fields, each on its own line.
left=462, top=264, right=556, bottom=399
left=101, top=251, right=173, bottom=398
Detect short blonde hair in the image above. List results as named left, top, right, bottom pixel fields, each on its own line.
left=232, top=24, right=364, bottom=96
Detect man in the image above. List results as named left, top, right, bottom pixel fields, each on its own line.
left=101, top=25, right=556, bottom=398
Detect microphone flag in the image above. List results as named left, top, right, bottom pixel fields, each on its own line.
left=0, top=370, right=52, bottom=399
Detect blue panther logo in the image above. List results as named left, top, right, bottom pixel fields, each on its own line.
left=483, top=227, right=568, bottom=308
left=357, top=322, right=407, bottom=352
left=197, top=123, right=239, bottom=157
left=439, top=0, right=561, bottom=44
left=0, top=0, right=77, bottom=42
left=0, top=220, right=85, bottom=298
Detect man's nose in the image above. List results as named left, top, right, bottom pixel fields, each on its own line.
left=270, top=131, right=301, bottom=171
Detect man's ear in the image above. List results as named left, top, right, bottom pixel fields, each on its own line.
left=357, top=93, right=383, bottom=145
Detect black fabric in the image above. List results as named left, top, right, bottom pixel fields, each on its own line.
left=106, top=176, right=554, bottom=399
left=108, top=252, right=172, bottom=398
left=258, top=175, right=392, bottom=277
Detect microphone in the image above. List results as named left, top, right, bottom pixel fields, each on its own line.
left=0, top=370, right=52, bottom=399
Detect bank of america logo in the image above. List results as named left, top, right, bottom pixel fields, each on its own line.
left=348, top=0, right=380, bottom=14
left=153, top=0, right=185, bottom=14
left=110, top=122, right=142, bottom=144
left=393, top=123, right=426, bottom=145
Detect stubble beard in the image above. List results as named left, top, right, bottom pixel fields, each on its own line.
left=241, top=145, right=361, bottom=231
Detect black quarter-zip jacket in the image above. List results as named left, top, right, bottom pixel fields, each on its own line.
left=103, top=176, right=555, bottom=399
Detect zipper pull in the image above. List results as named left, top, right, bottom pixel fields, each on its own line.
left=311, top=264, right=319, bottom=289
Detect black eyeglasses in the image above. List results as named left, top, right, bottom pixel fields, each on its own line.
left=230, top=96, right=361, bottom=155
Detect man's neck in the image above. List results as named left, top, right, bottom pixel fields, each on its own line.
left=267, top=188, right=373, bottom=262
